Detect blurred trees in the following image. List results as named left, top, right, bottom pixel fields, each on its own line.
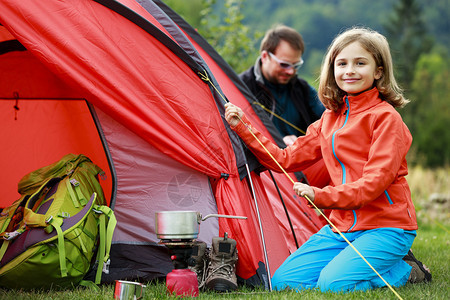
left=404, top=47, right=450, bottom=167
left=164, top=0, right=260, bottom=73
left=384, top=0, right=433, bottom=90
left=197, top=0, right=262, bottom=73
left=383, top=0, right=449, bottom=167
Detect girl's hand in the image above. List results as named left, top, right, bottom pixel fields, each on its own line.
left=293, top=182, right=315, bottom=202
left=225, top=103, right=244, bottom=127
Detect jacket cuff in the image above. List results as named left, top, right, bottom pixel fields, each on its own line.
left=306, top=186, right=321, bottom=208
left=233, top=114, right=252, bottom=133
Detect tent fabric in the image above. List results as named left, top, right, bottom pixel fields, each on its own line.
left=93, top=108, right=220, bottom=243
left=1, top=0, right=233, bottom=178
left=152, top=0, right=325, bottom=251
left=0, top=0, right=266, bottom=283
left=0, top=50, right=113, bottom=205
left=0, top=0, right=326, bottom=286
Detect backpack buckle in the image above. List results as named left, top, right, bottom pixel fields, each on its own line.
left=92, top=208, right=103, bottom=214
left=70, top=178, right=80, bottom=187
left=102, top=258, right=110, bottom=274
left=3, top=230, right=22, bottom=240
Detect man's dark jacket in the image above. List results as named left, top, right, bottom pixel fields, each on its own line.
left=239, top=58, right=323, bottom=135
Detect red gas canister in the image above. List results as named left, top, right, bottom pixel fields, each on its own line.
left=166, top=269, right=199, bottom=297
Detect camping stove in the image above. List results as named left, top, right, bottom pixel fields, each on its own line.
left=155, top=210, right=246, bottom=297
left=159, top=239, right=196, bottom=269
left=159, top=239, right=199, bottom=297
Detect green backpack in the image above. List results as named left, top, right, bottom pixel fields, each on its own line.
left=0, top=154, right=116, bottom=290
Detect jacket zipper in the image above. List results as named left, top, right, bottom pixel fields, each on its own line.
left=331, top=97, right=357, bottom=231
left=384, top=190, right=394, bottom=204
left=331, top=97, right=350, bottom=184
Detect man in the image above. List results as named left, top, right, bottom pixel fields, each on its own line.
left=240, top=24, right=328, bottom=187
left=240, top=24, right=325, bottom=146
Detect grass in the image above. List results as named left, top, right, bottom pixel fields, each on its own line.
left=1, top=227, right=448, bottom=300
left=1, top=166, right=448, bottom=299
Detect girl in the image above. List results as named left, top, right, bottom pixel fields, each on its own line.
left=225, top=27, right=430, bottom=292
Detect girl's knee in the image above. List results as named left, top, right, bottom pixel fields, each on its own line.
left=272, top=268, right=317, bottom=291
left=317, top=273, right=370, bottom=292
left=316, top=272, right=337, bottom=291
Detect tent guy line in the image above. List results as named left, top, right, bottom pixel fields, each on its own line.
left=252, top=101, right=306, bottom=135
left=201, top=70, right=404, bottom=299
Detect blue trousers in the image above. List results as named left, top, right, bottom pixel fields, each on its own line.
left=271, top=225, right=416, bottom=292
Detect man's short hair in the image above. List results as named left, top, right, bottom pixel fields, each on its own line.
left=260, top=24, right=305, bottom=54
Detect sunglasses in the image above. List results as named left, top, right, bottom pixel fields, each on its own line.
left=268, top=51, right=304, bottom=70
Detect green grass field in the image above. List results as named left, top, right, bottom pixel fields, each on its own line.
left=2, top=226, right=448, bottom=299
left=1, top=166, right=448, bottom=299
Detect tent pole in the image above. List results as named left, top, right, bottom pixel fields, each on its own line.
left=268, top=170, right=299, bottom=249
left=245, top=164, right=272, bottom=291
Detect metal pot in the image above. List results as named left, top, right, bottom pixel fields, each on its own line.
left=155, top=210, right=247, bottom=240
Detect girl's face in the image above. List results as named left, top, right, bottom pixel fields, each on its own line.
left=334, top=42, right=382, bottom=96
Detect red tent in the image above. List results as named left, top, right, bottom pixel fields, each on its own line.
left=0, top=0, right=325, bottom=287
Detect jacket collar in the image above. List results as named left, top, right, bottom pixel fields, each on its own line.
left=344, top=87, right=382, bottom=114
left=253, top=56, right=264, bottom=84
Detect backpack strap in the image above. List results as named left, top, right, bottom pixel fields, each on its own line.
left=71, top=178, right=88, bottom=206
left=0, top=240, right=10, bottom=263
left=45, top=192, right=99, bottom=278
left=22, top=178, right=62, bottom=228
left=47, top=216, right=67, bottom=277
left=79, top=279, right=101, bottom=291
left=93, top=205, right=117, bottom=284
left=66, top=179, right=81, bottom=208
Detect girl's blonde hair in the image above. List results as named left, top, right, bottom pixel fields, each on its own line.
left=318, top=27, right=409, bottom=111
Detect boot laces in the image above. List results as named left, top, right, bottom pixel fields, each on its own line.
left=207, top=255, right=236, bottom=279
left=197, top=256, right=209, bottom=289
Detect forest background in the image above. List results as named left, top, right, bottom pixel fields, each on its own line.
left=164, top=0, right=449, bottom=170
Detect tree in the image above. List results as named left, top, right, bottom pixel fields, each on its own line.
left=163, top=0, right=204, bottom=29
left=405, top=47, right=450, bottom=167
left=198, top=0, right=261, bottom=73
left=383, top=0, right=433, bottom=90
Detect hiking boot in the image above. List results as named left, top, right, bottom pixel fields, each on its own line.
left=205, top=233, right=238, bottom=292
left=188, top=241, right=209, bottom=289
left=403, top=250, right=432, bottom=283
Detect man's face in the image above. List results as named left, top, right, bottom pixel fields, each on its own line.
left=261, top=40, right=303, bottom=85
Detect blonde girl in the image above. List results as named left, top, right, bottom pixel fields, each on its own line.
left=225, top=27, right=430, bottom=292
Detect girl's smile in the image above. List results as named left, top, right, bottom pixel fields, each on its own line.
left=334, top=42, right=382, bottom=96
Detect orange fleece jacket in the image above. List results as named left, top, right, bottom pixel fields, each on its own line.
left=233, top=88, right=417, bottom=232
